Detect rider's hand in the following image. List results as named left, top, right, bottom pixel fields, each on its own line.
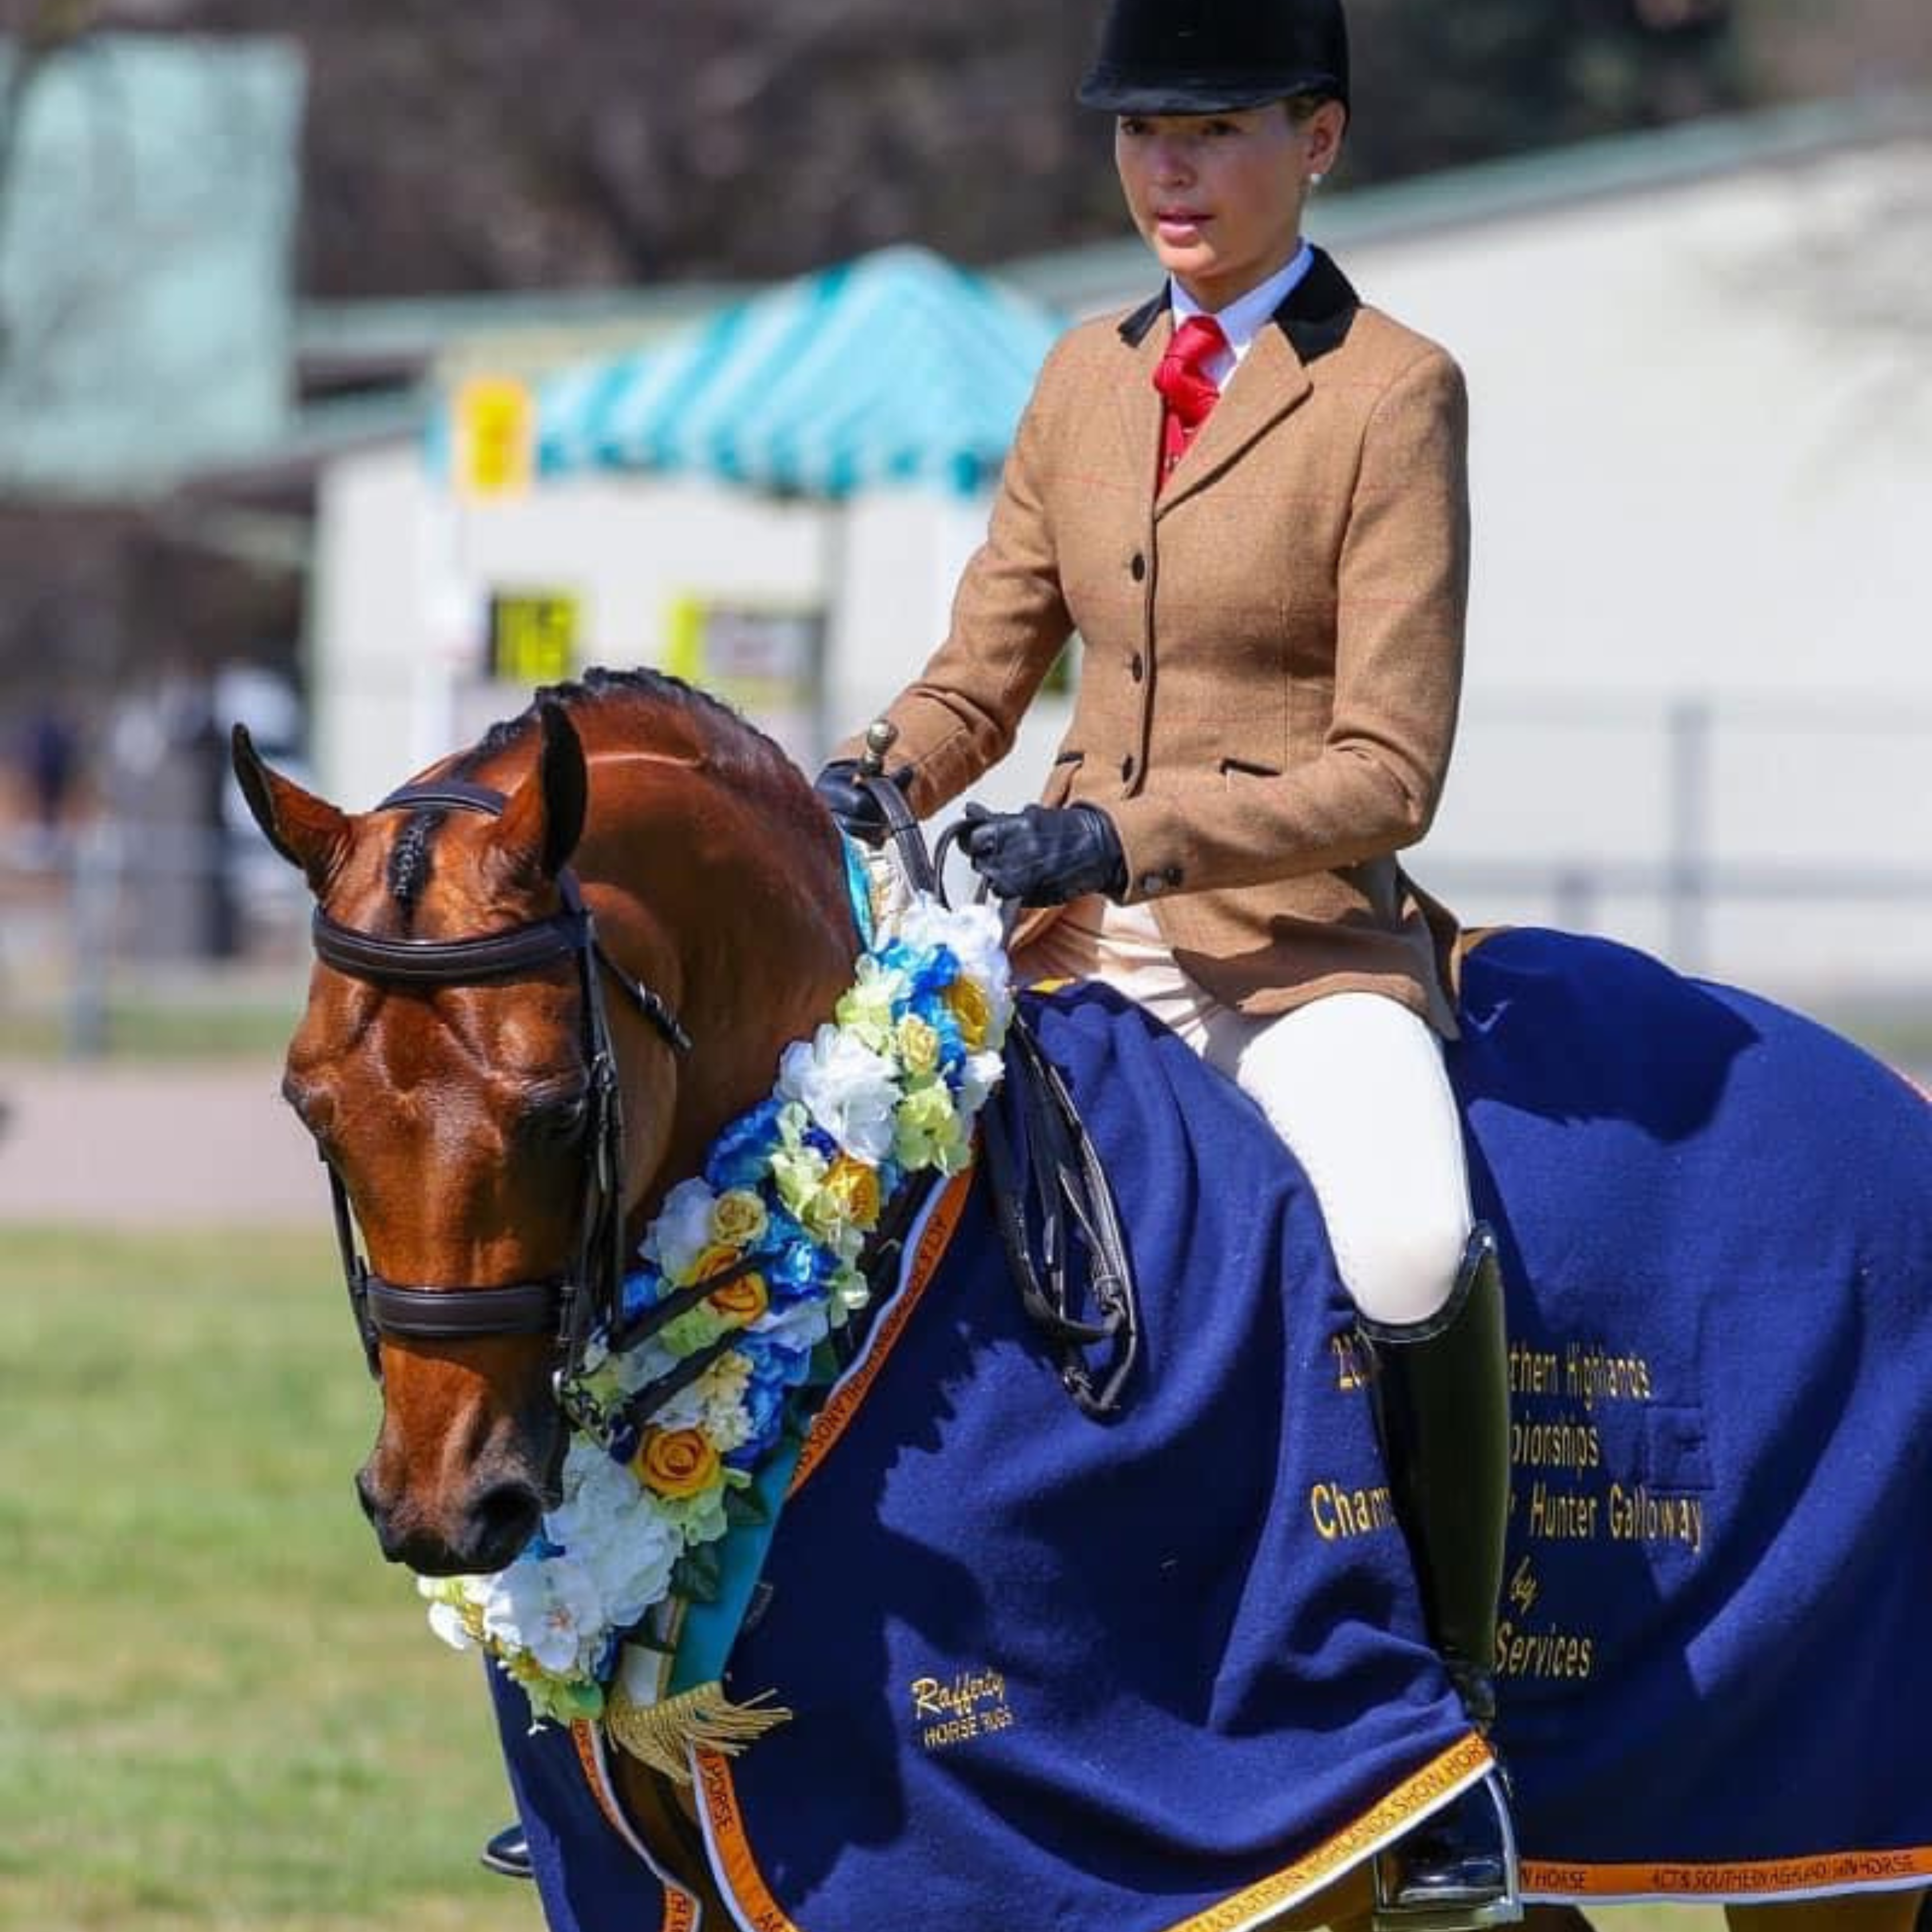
left=813, top=760, right=910, bottom=846
left=959, top=803, right=1127, bottom=906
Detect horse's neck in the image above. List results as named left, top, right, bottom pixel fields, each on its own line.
left=575, top=745, right=858, bottom=1196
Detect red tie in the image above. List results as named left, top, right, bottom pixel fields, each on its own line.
left=1153, top=314, right=1228, bottom=487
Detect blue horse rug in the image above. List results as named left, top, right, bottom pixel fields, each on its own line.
left=491, top=926, right=1932, bottom=1926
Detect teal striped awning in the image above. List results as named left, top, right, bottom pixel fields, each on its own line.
left=533, top=245, right=1064, bottom=500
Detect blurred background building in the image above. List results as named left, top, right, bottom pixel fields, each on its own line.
left=1, top=0, right=1929, bottom=1055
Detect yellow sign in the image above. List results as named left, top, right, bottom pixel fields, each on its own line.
left=455, top=376, right=535, bottom=498
left=489, top=590, right=581, bottom=686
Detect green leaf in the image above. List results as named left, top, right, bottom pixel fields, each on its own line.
left=724, top=1483, right=768, bottom=1528
left=671, top=1543, right=724, bottom=1605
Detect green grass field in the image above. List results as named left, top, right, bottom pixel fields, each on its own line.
left=0, top=1226, right=1729, bottom=1931
left=1, top=1227, right=536, bottom=1932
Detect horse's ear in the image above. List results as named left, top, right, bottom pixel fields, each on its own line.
left=231, top=722, right=351, bottom=895
left=498, top=700, right=587, bottom=883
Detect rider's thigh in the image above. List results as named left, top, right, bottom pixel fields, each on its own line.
left=1222, top=991, right=1472, bottom=1327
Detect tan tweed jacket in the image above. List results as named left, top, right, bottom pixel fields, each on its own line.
left=846, top=250, right=1469, bottom=1032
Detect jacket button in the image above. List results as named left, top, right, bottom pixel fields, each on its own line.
left=1120, top=753, right=1136, bottom=781
left=1130, top=653, right=1144, bottom=682
left=1130, top=553, right=1147, bottom=582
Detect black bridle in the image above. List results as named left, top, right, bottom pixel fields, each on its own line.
left=307, top=779, right=692, bottom=1392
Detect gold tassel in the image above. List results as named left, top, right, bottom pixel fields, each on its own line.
left=605, top=1680, right=793, bottom=1784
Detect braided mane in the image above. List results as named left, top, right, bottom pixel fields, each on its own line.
left=385, top=666, right=816, bottom=910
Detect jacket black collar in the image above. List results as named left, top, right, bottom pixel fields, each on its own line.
left=1117, top=247, right=1360, bottom=365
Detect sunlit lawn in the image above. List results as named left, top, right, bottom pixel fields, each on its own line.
left=0, top=1227, right=536, bottom=1932
left=0, top=1226, right=1738, bottom=1931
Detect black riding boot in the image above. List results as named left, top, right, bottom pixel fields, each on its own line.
left=1360, top=1223, right=1517, bottom=1925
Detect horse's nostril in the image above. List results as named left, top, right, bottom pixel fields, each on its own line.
left=354, top=1469, right=380, bottom=1524
left=468, top=1482, right=543, bottom=1570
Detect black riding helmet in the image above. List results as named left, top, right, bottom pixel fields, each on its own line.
left=1077, top=0, right=1350, bottom=116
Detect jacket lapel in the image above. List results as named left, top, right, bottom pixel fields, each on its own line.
left=1153, top=247, right=1362, bottom=517
left=1156, top=327, right=1311, bottom=515
left=1110, top=291, right=1170, bottom=503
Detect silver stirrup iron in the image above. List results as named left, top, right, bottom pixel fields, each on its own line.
left=1369, top=1767, right=1523, bottom=1931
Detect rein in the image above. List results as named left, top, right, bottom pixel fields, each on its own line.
left=855, top=750, right=1141, bottom=1418
left=310, top=777, right=691, bottom=1391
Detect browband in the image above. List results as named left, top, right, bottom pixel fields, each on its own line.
left=313, top=904, right=584, bottom=986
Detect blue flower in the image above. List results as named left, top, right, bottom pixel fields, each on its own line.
left=728, top=1370, right=793, bottom=1463
left=882, top=939, right=963, bottom=1009
left=737, top=1330, right=796, bottom=1384
left=706, top=1096, right=785, bottom=1193
left=765, top=1235, right=836, bottom=1303
left=619, top=1266, right=669, bottom=1327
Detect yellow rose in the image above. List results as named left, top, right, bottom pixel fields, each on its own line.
left=710, top=1189, right=768, bottom=1248
left=943, top=977, right=992, bottom=1050
left=820, top=1154, right=882, bottom=1230
left=895, top=1013, right=941, bottom=1076
left=632, top=1427, right=721, bottom=1499
left=691, top=1243, right=743, bottom=1283
left=707, top=1270, right=769, bottom=1326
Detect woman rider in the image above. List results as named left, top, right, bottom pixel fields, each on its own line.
left=817, top=0, right=1515, bottom=1917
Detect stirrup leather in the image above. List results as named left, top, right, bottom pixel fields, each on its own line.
left=1369, top=1769, right=1523, bottom=1930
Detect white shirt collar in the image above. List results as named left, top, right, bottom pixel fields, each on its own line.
left=1170, top=241, right=1315, bottom=383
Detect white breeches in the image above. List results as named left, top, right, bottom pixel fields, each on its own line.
left=1016, top=897, right=1473, bottom=1327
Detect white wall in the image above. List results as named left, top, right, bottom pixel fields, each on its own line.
left=311, top=445, right=1072, bottom=816
left=1340, top=141, right=1932, bottom=991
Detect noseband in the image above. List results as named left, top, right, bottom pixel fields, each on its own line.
left=308, top=779, right=692, bottom=1390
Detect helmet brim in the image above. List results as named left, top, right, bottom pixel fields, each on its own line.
left=1076, top=69, right=1346, bottom=113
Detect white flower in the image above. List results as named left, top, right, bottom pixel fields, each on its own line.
left=540, top=1440, right=681, bottom=1633
left=777, top=1024, right=900, bottom=1161
left=482, top=1557, right=605, bottom=1676
left=543, top=1437, right=632, bottom=1540
left=424, top=1589, right=478, bottom=1653
left=646, top=1178, right=720, bottom=1282
left=606, top=1334, right=680, bottom=1398
left=583, top=1504, right=679, bottom=1631
left=958, top=1048, right=1006, bottom=1117
left=752, top=1296, right=832, bottom=1354
left=697, top=1354, right=755, bottom=1451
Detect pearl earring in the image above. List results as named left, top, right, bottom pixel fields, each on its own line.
left=1309, top=171, right=1326, bottom=186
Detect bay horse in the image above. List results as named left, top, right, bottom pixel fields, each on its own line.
left=233, top=668, right=1925, bottom=1932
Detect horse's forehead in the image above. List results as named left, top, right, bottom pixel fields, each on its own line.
left=291, top=970, right=582, bottom=1103
left=295, top=812, right=579, bottom=1086
left=329, top=805, right=517, bottom=928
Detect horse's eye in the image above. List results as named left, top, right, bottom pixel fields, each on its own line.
left=520, top=1092, right=590, bottom=1144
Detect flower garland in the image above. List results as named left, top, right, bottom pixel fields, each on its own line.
left=419, top=894, right=1013, bottom=1737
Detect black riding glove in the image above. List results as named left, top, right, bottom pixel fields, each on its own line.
left=813, top=758, right=911, bottom=847
left=960, top=803, right=1127, bottom=907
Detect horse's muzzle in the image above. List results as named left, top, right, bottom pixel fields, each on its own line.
left=355, top=1464, right=547, bottom=1577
